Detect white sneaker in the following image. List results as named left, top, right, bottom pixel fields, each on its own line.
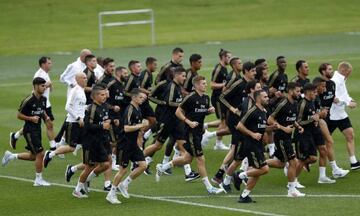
left=332, top=168, right=350, bottom=179
left=287, top=181, right=305, bottom=189
left=318, top=176, right=336, bottom=184
left=33, top=178, right=51, bottom=186
left=106, top=193, right=121, bottom=204
left=207, top=186, right=225, bottom=194
left=201, top=130, right=212, bottom=147
left=2, top=150, right=13, bottom=166
left=155, top=164, right=163, bottom=182
left=287, top=188, right=305, bottom=197
left=72, top=190, right=88, bottom=198
left=118, top=183, right=130, bottom=199
left=214, top=142, right=230, bottom=150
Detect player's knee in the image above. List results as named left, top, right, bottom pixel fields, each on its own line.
left=138, top=161, right=147, bottom=170
left=261, top=165, right=270, bottom=174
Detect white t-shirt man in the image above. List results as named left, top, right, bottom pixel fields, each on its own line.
left=65, top=84, right=87, bottom=123
left=34, top=68, right=51, bottom=108
left=60, top=57, right=86, bottom=97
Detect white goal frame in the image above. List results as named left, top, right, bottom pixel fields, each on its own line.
left=98, top=9, right=155, bottom=49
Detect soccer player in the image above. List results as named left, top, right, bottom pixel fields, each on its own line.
left=209, top=49, right=232, bottom=150
left=2, top=77, right=51, bottom=186
left=155, top=47, right=184, bottom=85
left=106, top=89, right=148, bottom=204
left=155, top=76, right=224, bottom=194
left=10, top=57, right=56, bottom=150
left=213, top=62, right=256, bottom=184
left=183, top=54, right=202, bottom=95
left=97, top=58, right=116, bottom=85
left=72, top=85, right=112, bottom=198
left=317, top=63, right=349, bottom=177
left=266, top=82, right=305, bottom=197
left=43, top=73, right=87, bottom=168
left=225, top=57, right=242, bottom=89
left=328, top=62, right=360, bottom=170
left=254, top=58, right=269, bottom=71
left=83, top=54, right=97, bottom=104
left=268, top=56, right=288, bottom=94
left=236, top=90, right=270, bottom=203
left=291, top=60, right=310, bottom=91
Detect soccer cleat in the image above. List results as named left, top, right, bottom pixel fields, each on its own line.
left=106, top=193, right=121, bottom=204
left=9, top=132, right=17, bottom=150
left=2, top=151, right=13, bottom=167
left=238, top=195, right=255, bottom=203
left=207, top=186, right=225, bottom=194
left=211, top=176, right=223, bottom=185
left=118, top=183, right=130, bottom=199
left=155, top=164, right=163, bottom=182
left=43, top=150, right=52, bottom=168
left=65, top=165, right=75, bottom=182
left=164, top=168, right=172, bottom=175
left=214, top=142, right=230, bottom=150
left=144, top=165, right=152, bottom=175
left=185, top=171, right=200, bottom=182
left=72, top=190, right=88, bottom=198
left=332, top=168, right=350, bottom=179
left=350, top=161, right=360, bottom=170
left=287, top=188, right=305, bottom=197
left=103, top=184, right=112, bottom=191
left=219, top=183, right=231, bottom=193
left=33, top=178, right=51, bottom=186
left=318, top=176, right=336, bottom=184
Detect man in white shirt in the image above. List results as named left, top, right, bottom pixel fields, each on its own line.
left=10, top=57, right=57, bottom=150
left=60, top=49, right=91, bottom=97
left=43, top=72, right=88, bottom=168
left=328, top=62, right=360, bottom=170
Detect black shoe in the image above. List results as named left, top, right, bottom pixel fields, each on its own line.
left=233, top=171, right=242, bottom=191
left=144, top=165, right=152, bottom=175
left=238, top=195, right=255, bottom=203
left=103, top=184, right=111, bottom=191
left=65, top=164, right=75, bottom=182
left=185, top=171, right=200, bottom=182
left=164, top=168, right=172, bottom=175
left=211, top=176, right=223, bottom=185
left=9, top=132, right=17, bottom=150
left=351, top=161, right=360, bottom=170
left=43, top=150, right=52, bottom=168
left=50, top=147, right=56, bottom=151
left=220, top=183, right=232, bottom=193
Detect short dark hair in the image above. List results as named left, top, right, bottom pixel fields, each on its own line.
left=230, top=57, right=240, bottom=67
left=130, top=88, right=141, bottom=97
left=246, top=80, right=258, bottom=94
left=276, top=56, right=285, bottom=61
left=103, top=58, right=114, bottom=67
left=91, top=84, right=106, bottom=99
left=254, top=89, right=266, bottom=101
left=242, top=61, right=256, bottom=74
left=312, top=77, right=326, bottom=87
left=38, top=56, right=50, bottom=66
left=189, top=54, right=202, bottom=64
left=218, top=48, right=230, bottom=58
left=255, top=58, right=266, bottom=66
left=173, top=66, right=186, bottom=76
left=85, top=54, right=96, bottom=64
left=303, top=83, right=316, bottom=92
left=33, top=77, right=46, bottom=86
left=128, top=60, right=140, bottom=68
left=192, top=75, right=205, bottom=86
left=287, top=82, right=301, bottom=91
left=296, top=60, right=306, bottom=72
left=172, top=47, right=184, bottom=54
left=318, top=63, right=331, bottom=75
left=255, top=66, right=265, bottom=81
left=115, top=66, right=127, bottom=72
left=146, top=57, right=157, bottom=65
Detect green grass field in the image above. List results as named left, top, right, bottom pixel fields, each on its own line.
left=1, top=1, right=360, bottom=215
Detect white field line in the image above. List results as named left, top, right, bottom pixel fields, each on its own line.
left=0, top=174, right=285, bottom=216
left=152, top=194, right=360, bottom=199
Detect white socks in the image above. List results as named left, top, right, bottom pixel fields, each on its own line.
left=241, top=189, right=251, bottom=198
left=49, top=140, right=56, bottom=149
left=75, top=181, right=84, bottom=192
left=319, top=167, right=326, bottom=178
left=239, top=171, right=248, bottom=180
left=14, top=131, right=21, bottom=139
left=145, top=156, right=153, bottom=165
left=122, top=176, right=132, bottom=188
left=162, top=156, right=170, bottom=164
left=49, top=151, right=56, bottom=158
left=202, top=177, right=212, bottom=190
left=162, top=162, right=174, bottom=171
left=144, top=129, right=152, bottom=140
left=104, top=180, right=111, bottom=188
left=184, top=164, right=192, bottom=175
left=71, top=165, right=78, bottom=172
left=86, top=171, right=97, bottom=182
left=329, top=160, right=340, bottom=171
left=350, top=155, right=357, bottom=164
left=223, top=174, right=232, bottom=185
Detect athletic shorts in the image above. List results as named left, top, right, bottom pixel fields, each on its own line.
left=83, top=142, right=111, bottom=165
left=243, top=139, right=267, bottom=169
left=296, top=127, right=324, bottom=161
left=45, top=107, right=55, bottom=121
left=23, top=129, right=43, bottom=154
left=234, top=139, right=247, bottom=161
left=184, top=129, right=203, bottom=157
left=326, top=117, right=352, bottom=134
left=156, top=120, right=185, bottom=143
left=211, top=95, right=227, bottom=120
left=273, top=132, right=295, bottom=162
left=140, top=100, right=155, bottom=118
left=116, top=145, right=145, bottom=168
left=65, top=122, right=83, bottom=147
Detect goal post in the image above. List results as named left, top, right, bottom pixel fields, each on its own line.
left=98, top=9, right=155, bottom=49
